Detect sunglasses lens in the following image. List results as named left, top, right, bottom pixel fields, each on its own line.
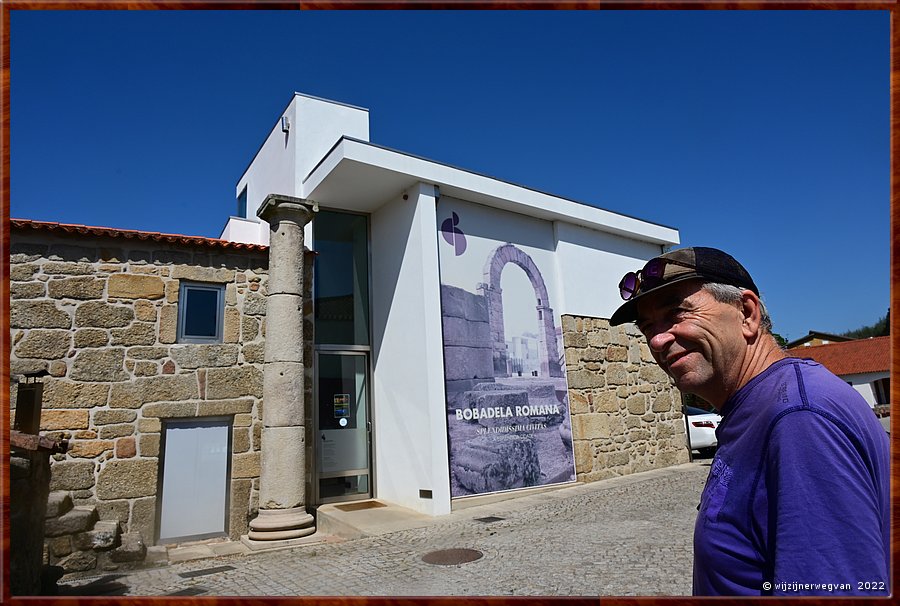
left=619, top=272, right=638, bottom=300
left=644, top=258, right=665, bottom=278
left=638, top=258, right=670, bottom=292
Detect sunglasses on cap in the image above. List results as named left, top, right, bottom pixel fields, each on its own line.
left=618, top=257, right=697, bottom=301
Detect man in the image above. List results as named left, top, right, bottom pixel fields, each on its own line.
left=610, top=247, right=889, bottom=597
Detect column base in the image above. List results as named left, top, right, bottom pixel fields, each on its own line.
left=247, top=506, right=315, bottom=541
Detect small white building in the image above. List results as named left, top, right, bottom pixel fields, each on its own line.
left=786, top=336, right=890, bottom=409
left=221, top=92, right=680, bottom=518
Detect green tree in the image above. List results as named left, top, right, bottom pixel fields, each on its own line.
left=841, top=310, right=889, bottom=339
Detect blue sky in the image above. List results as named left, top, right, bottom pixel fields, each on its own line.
left=10, top=10, right=889, bottom=342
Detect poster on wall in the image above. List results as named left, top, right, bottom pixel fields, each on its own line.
left=437, top=199, right=576, bottom=498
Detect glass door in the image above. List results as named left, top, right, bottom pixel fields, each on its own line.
left=315, top=351, right=371, bottom=503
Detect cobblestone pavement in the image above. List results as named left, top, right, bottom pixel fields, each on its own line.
left=58, top=460, right=712, bottom=597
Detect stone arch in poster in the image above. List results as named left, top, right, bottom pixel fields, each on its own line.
left=478, top=243, right=563, bottom=379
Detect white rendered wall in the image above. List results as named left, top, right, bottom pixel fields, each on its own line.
left=293, top=95, right=369, bottom=189
left=370, top=183, right=451, bottom=516
left=553, top=221, right=667, bottom=319
left=853, top=383, right=876, bottom=407
left=844, top=371, right=890, bottom=407
left=232, top=93, right=370, bottom=235
left=236, top=105, right=298, bottom=221
left=219, top=216, right=270, bottom=246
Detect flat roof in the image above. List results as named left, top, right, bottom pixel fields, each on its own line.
left=302, top=137, right=680, bottom=246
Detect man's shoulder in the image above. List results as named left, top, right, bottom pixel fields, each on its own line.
left=786, top=356, right=864, bottom=402
left=770, top=357, right=881, bottom=433
left=749, top=357, right=866, bottom=417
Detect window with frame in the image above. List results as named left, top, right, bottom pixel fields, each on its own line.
left=177, top=282, right=225, bottom=343
left=237, top=187, right=248, bottom=218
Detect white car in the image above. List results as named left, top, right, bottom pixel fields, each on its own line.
left=685, top=405, right=722, bottom=455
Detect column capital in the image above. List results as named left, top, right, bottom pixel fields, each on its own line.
left=256, top=194, right=315, bottom=225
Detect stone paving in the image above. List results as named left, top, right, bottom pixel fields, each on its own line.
left=56, top=459, right=712, bottom=597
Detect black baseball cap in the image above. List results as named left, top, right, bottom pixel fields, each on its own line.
left=609, top=247, right=760, bottom=326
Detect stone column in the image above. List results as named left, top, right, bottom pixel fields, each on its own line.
left=247, top=194, right=315, bottom=542
left=538, top=304, right=563, bottom=378
left=478, top=283, right=509, bottom=378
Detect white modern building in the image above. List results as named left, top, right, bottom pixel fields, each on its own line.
left=221, top=92, right=680, bottom=518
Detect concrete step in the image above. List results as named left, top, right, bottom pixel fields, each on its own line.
left=315, top=500, right=433, bottom=540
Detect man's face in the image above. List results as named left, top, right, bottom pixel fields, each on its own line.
left=634, top=280, right=748, bottom=406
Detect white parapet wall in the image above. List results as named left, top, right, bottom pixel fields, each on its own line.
left=220, top=216, right=269, bottom=246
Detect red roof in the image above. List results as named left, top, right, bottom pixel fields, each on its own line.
left=11, top=218, right=269, bottom=253
left=786, top=336, right=890, bottom=376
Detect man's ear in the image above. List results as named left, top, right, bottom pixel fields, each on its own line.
left=740, top=290, right=762, bottom=340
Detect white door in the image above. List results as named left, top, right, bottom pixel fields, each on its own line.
left=158, top=418, right=230, bottom=543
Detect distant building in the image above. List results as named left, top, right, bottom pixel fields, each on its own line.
left=785, top=330, right=852, bottom=349
left=786, top=336, right=890, bottom=408
left=506, top=333, right=540, bottom=376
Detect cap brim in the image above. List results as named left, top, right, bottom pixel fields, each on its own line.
left=609, top=299, right=637, bottom=326
left=609, top=273, right=706, bottom=326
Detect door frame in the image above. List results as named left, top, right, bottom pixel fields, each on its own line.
left=311, top=347, right=374, bottom=505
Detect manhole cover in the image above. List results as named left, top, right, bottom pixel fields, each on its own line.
left=474, top=516, right=504, bottom=523
left=422, top=548, right=484, bottom=565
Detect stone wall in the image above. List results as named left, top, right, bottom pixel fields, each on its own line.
left=562, top=315, right=690, bottom=481
left=440, top=284, right=494, bottom=394
left=9, top=228, right=275, bottom=573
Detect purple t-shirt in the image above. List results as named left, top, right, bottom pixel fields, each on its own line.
left=693, top=357, right=889, bottom=596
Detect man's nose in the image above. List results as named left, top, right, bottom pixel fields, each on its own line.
left=648, top=330, right=674, bottom=353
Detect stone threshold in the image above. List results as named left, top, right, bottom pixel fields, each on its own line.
left=161, top=532, right=343, bottom=564
left=58, top=531, right=343, bottom=585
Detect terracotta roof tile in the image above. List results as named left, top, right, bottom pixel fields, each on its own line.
left=786, top=336, right=890, bottom=376
left=11, top=218, right=269, bottom=252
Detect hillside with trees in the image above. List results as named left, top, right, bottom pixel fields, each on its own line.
left=841, top=310, right=889, bottom=339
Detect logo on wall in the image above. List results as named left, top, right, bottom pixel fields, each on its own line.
left=440, top=212, right=467, bottom=256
